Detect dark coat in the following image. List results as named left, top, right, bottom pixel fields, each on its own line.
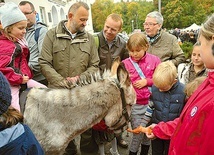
left=0, top=123, right=44, bottom=155
left=97, top=31, right=128, bottom=72
left=151, top=81, right=186, bottom=123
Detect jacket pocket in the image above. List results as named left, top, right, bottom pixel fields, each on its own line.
left=79, top=45, right=91, bottom=68
left=53, top=44, right=66, bottom=70
left=80, top=45, right=91, bottom=55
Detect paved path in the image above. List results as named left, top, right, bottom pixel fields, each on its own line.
left=75, top=130, right=152, bottom=155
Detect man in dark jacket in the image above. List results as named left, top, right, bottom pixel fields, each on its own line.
left=92, top=13, right=129, bottom=154
left=97, top=13, right=128, bottom=73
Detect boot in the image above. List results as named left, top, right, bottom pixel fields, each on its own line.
left=116, top=135, right=128, bottom=148
left=140, top=144, right=150, bottom=155
left=110, top=148, right=120, bottom=155
left=64, top=139, right=77, bottom=155
left=129, top=151, right=138, bottom=155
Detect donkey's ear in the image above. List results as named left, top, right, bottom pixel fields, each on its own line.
left=114, top=56, right=121, bottom=62
left=117, top=62, right=131, bottom=86
left=111, top=57, right=121, bottom=76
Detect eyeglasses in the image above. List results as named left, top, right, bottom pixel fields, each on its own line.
left=23, top=10, right=34, bottom=15
left=143, top=22, right=158, bottom=27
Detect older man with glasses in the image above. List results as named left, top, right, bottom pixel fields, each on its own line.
left=19, top=1, right=48, bottom=86
left=144, top=11, right=185, bottom=67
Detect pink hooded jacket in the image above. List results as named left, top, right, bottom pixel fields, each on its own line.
left=123, top=53, right=161, bottom=105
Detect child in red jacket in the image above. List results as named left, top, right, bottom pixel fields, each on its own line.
left=0, top=2, right=46, bottom=112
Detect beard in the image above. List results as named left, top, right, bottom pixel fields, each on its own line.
left=71, top=21, right=85, bottom=33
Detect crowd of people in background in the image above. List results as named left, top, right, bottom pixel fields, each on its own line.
left=171, top=28, right=199, bottom=45
left=0, top=1, right=214, bottom=155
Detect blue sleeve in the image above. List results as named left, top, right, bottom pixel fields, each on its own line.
left=141, top=100, right=154, bottom=126
left=23, top=124, right=45, bottom=155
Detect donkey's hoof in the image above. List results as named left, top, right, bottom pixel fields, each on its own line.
left=110, top=148, right=120, bottom=155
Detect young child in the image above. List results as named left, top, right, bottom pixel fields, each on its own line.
left=140, top=61, right=186, bottom=155
left=184, top=76, right=206, bottom=98
left=178, top=42, right=207, bottom=85
left=122, top=32, right=161, bottom=155
left=0, top=71, right=44, bottom=154
left=0, top=2, right=46, bottom=112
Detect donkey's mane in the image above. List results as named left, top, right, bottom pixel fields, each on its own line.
left=56, top=70, right=113, bottom=89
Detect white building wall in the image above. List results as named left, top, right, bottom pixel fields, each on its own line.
left=5, top=0, right=94, bottom=33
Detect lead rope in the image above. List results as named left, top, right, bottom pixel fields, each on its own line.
left=110, top=79, right=130, bottom=134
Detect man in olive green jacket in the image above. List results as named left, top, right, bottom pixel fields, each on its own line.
left=39, top=3, right=99, bottom=88
left=39, top=2, right=99, bottom=155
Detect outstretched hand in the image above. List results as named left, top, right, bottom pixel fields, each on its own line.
left=127, top=125, right=152, bottom=135
left=145, top=124, right=157, bottom=140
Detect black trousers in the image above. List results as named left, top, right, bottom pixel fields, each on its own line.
left=64, top=129, right=99, bottom=155
left=80, top=128, right=99, bottom=153
left=151, top=138, right=170, bottom=155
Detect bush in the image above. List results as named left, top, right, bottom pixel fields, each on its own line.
left=180, top=41, right=193, bottom=59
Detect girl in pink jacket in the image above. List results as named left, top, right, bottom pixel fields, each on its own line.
left=122, top=32, right=161, bottom=155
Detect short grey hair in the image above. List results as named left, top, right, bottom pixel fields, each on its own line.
left=146, top=11, right=163, bottom=25
left=68, top=2, right=89, bottom=15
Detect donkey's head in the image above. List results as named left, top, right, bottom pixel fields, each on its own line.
left=104, top=57, right=136, bottom=132
left=111, top=57, right=136, bottom=106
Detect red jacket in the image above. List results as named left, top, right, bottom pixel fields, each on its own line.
left=0, top=35, right=33, bottom=86
left=153, top=71, right=214, bottom=155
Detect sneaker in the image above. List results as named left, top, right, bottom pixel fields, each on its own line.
left=117, top=138, right=128, bottom=148
left=110, top=148, right=120, bottom=155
